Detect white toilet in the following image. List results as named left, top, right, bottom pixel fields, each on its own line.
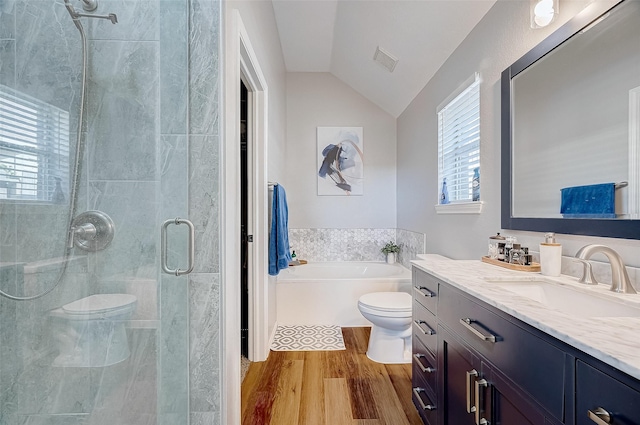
left=357, top=291, right=412, bottom=364
left=50, top=294, right=137, bottom=367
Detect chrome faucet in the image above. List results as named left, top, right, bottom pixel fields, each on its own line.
left=575, top=244, right=637, bottom=294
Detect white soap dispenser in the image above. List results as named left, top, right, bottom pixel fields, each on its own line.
left=539, top=232, right=562, bottom=276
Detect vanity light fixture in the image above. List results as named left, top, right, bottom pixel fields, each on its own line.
left=531, top=0, right=558, bottom=29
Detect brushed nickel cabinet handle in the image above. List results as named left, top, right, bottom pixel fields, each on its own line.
left=413, top=353, right=435, bottom=373
left=413, top=387, right=436, bottom=411
left=414, top=320, right=436, bottom=335
left=474, top=378, right=489, bottom=425
left=588, top=407, right=612, bottom=425
left=460, top=318, right=498, bottom=343
left=414, top=285, right=436, bottom=298
left=466, top=369, right=478, bottom=413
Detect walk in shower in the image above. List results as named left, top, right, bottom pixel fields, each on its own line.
left=0, top=0, right=221, bottom=423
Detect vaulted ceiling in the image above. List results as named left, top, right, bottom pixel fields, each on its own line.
left=272, top=0, right=497, bottom=117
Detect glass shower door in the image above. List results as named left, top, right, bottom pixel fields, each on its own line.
left=0, top=0, right=193, bottom=423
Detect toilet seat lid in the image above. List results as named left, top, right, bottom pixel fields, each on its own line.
left=358, top=292, right=411, bottom=311
left=62, top=294, right=137, bottom=315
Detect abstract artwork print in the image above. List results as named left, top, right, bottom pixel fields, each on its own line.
left=317, top=127, right=364, bottom=195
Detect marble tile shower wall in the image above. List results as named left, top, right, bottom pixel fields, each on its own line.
left=186, top=0, right=221, bottom=423
left=0, top=1, right=92, bottom=424
left=289, top=228, right=426, bottom=268
left=0, top=0, right=221, bottom=424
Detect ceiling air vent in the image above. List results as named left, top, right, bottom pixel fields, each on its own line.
left=373, top=46, right=398, bottom=73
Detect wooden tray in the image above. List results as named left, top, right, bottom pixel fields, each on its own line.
left=289, top=259, right=308, bottom=266
left=481, top=256, right=540, bottom=272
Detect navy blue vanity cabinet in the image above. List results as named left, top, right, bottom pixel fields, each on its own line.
left=488, top=359, right=550, bottom=425
left=438, top=320, right=549, bottom=425
left=412, top=267, right=565, bottom=425
left=437, top=325, right=483, bottom=425
left=575, top=361, right=640, bottom=425
left=413, top=335, right=437, bottom=394
left=412, top=339, right=438, bottom=425
left=412, top=375, right=438, bottom=425
left=438, top=283, right=566, bottom=421
left=412, top=268, right=439, bottom=424
left=413, top=267, right=438, bottom=314
left=413, top=299, right=437, bottom=355
left=411, top=266, right=640, bottom=425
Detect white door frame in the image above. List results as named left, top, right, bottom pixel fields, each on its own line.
left=221, top=9, right=269, bottom=425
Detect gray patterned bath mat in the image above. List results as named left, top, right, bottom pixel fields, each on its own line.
left=270, top=325, right=346, bottom=351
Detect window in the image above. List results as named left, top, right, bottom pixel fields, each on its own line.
left=437, top=73, right=480, bottom=206
left=0, top=85, right=70, bottom=203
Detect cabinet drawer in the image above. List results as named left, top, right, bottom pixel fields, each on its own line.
left=439, top=284, right=565, bottom=420
left=413, top=299, right=437, bottom=356
left=412, top=372, right=437, bottom=425
left=413, top=336, right=437, bottom=393
left=413, top=267, right=438, bottom=314
left=576, top=361, right=640, bottom=425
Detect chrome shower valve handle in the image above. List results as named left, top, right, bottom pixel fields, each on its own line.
left=70, top=210, right=115, bottom=252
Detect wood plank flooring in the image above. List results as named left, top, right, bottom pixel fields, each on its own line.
left=241, top=327, right=423, bottom=425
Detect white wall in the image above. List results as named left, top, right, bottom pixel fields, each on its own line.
left=397, top=0, right=640, bottom=268
left=286, top=72, right=397, bottom=229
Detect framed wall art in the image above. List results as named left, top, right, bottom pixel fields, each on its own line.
left=317, top=127, right=364, bottom=196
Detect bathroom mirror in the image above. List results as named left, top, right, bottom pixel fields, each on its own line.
left=501, top=0, right=640, bottom=239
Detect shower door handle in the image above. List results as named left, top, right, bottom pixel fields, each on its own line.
left=161, top=218, right=195, bottom=276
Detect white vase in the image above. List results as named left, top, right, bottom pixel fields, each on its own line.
left=386, top=252, right=396, bottom=264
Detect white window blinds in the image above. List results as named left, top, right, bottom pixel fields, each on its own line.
left=437, top=74, right=480, bottom=204
left=0, top=85, right=70, bottom=203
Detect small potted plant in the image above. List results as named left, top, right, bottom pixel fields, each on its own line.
left=381, top=241, right=401, bottom=264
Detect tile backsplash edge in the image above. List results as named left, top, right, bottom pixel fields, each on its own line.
left=289, top=228, right=426, bottom=267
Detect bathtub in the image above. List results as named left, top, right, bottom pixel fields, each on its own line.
left=276, top=262, right=412, bottom=326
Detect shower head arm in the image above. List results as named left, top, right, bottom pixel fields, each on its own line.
left=73, top=11, right=118, bottom=24
left=63, top=0, right=117, bottom=25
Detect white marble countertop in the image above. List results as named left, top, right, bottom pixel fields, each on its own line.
left=412, top=254, right=640, bottom=381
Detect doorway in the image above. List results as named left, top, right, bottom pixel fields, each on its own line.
left=223, top=10, right=271, bottom=423
left=238, top=73, right=269, bottom=362
left=240, top=80, right=249, bottom=357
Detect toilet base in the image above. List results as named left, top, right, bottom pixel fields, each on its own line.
left=52, top=319, right=130, bottom=368
left=366, top=325, right=412, bottom=364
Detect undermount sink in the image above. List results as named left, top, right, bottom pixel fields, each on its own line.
left=484, top=277, right=640, bottom=318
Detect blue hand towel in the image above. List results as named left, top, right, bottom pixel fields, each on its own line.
left=560, top=183, right=616, bottom=218
left=268, top=184, right=292, bottom=276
